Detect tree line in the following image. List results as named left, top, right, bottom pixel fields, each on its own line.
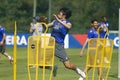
left=0, top=0, right=119, bottom=33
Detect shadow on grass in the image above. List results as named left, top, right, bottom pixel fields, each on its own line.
left=0, top=62, right=4, bottom=64
left=109, top=74, right=118, bottom=78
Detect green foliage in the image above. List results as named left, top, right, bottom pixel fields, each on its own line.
left=0, top=0, right=119, bottom=33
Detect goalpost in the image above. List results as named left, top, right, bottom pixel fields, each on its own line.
left=118, top=8, right=120, bottom=78
left=110, top=8, right=120, bottom=79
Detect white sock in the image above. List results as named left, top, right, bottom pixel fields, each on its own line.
left=8, top=56, right=12, bottom=60
left=76, top=67, right=86, bottom=78
left=76, top=68, right=82, bottom=73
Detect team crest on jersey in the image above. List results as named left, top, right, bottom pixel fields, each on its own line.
left=54, top=24, right=60, bottom=29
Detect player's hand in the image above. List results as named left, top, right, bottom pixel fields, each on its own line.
left=0, top=41, right=4, bottom=45
left=79, top=51, right=83, bottom=57
left=53, top=14, right=60, bottom=22
left=30, top=23, right=33, bottom=26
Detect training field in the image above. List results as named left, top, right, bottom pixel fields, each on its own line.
left=0, top=48, right=118, bottom=80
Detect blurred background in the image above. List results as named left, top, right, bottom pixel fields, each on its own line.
left=0, top=0, right=119, bottom=33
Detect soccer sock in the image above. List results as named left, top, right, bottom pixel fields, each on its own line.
left=8, top=55, right=12, bottom=60
left=76, top=67, right=82, bottom=73
left=76, top=67, right=86, bottom=78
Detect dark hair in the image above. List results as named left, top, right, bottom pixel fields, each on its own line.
left=101, top=16, right=106, bottom=19
left=59, top=7, right=72, bottom=19
left=91, top=19, right=98, bottom=23
left=33, top=16, right=40, bottom=22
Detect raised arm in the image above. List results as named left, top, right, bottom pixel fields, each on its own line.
left=53, top=14, right=72, bottom=29
left=29, top=23, right=34, bottom=33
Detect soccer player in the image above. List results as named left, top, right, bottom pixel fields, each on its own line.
left=79, top=19, right=104, bottom=80
left=99, top=16, right=110, bottom=38
left=0, top=24, right=13, bottom=64
left=29, top=16, right=58, bottom=77
left=30, top=16, right=44, bottom=36
left=47, top=7, right=86, bottom=78
left=29, top=16, right=44, bottom=68
left=99, top=16, right=110, bottom=63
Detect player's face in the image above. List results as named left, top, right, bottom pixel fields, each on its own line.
left=102, top=17, right=107, bottom=22
left=57, top=11, right=65, bottom=19
left=93, top=21, right=98, bottom=29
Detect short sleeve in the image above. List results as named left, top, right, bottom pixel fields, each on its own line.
left=88, top=30, right=93, bottom=39
left=1, top=27, right=5, bottom=34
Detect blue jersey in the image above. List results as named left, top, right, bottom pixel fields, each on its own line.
left=87, top=27, right=98, bottom=39
left=0, top=26, right=5, bottom=41
left=98, top=21, right=109, bottom=38
left=51, top=20, right=69, bottom=45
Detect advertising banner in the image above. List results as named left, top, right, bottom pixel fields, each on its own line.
left=69, top=34, right=118, bottom=48
left=5, top=33, right=118, bottom=48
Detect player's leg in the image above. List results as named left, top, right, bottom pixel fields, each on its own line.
left=48, top=65, right=58, bottom=77
left=39, top=65, right=58, bottom=77
left=83, top=67, right=92, bottom=74
left=78, top=67, right=92, bottom=80
left=3, top=52, right=13, bottom=64
left=104, top=39, right=110, bottom=63
left=63, top=60, right=86, bottom=78
left=97, top=68, right=104, bottom=80
left=55, top=43, right=86, bottom=78
left=0, top=44, right=13, bottom=64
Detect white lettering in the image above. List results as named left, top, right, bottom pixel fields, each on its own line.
left=114, top=37, right=119, bottom=47
left=17, top=36, right=20, bottom=45
left=6, top=35, right=28, bottom=46
left=20, top=36, right=27, bottom=45
left=6, top=36, right=13, bottom=45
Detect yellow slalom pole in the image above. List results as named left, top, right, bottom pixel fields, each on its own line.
left=35, top=37, right=39, bottom=80
left=40, top=22, right=48, bottom=80
left=35, top=22, right=48, bottom=80
left=40, top=22, right=48, bottom=34
left=97, top=26, right=110, bottom=80
left=27, top=37, right=31, bottom=80
left=97, top=26, right=108, bottom=38
left=36, top=22, right=48, bottom=35
left=13, top=21, right=17, bottom=80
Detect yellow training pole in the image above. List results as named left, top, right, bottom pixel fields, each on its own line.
left=41, top=22, right=48, bottom=80
left=36, top=22, right=48, bottom=80
left=13, top=21, right=17, bottom=80
left=27, top=37, right=31, bottom=80
left=35, top=37, right=39, bottom=80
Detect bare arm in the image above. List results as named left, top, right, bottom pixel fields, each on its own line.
left=0, top=33, right=6, bottom=45
left=79, top=38, right=89, bottom=57
left=47, top=21, right=54, bottom=27
left=53, top=14, right=72, bottom=29
left=29, top=23, right=34, bottom=33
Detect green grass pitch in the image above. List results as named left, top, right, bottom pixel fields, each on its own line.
left=0, top=48, right=118, bottom=80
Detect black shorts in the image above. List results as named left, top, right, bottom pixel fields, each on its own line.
left=55, top=43, right=69, bottom=62
left=0, top=44, right=6, bottom=54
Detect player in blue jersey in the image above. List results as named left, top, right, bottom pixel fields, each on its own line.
left=99, top=16, right=110, bottom=63
left=48, top=7, right=86, bottom=78
left=99, top=16, right=110, bottom=38
left=79, top=19, right=104, bottom=80
left=80, top=19, right=98, bottom=56
left=0, top=25, right=13, bottom=64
